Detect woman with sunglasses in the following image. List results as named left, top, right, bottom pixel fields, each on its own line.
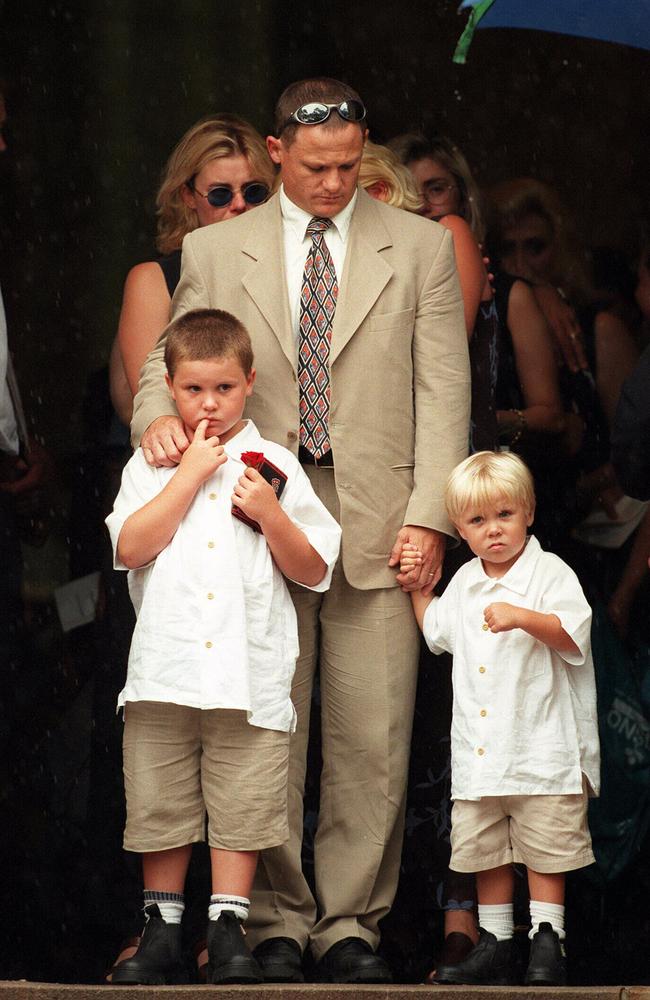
left=111, top=114, right=274, bottom=422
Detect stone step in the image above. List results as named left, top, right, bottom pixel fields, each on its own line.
left=1, top=983, right=649, bottom=1000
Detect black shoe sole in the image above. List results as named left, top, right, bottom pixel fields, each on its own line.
left=111, top=968, right=189, bottom=986
left=260, top=970, right=306, bottom=983
left=208, top=959, right=263, bottom=985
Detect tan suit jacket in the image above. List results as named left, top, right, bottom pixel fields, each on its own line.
left=131, top=189, right=470, bottom=589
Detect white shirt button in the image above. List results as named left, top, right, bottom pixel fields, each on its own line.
left=477, top=747, right=485, bottom=756
left=209, top=492, right=217, bottom=501
left=207, top=593, right=214, bottom=600
left=205, top=641, right=213, bottom=649
left=479, top=665, right=486, bottom=674
left=207, top=541, right=215, bottom=549
left=480, top=709, right=487, bottom=718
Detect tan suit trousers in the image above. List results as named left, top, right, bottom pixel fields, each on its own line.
left=247, top=465, right=420, bottom=960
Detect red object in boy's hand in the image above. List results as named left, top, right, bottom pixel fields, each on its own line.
left=232, top=451, right=288, bottom=532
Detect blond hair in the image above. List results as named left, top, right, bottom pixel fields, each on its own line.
left=444, top=451, right=535, bottom=525
left=388, top=132, right=485, bottom=242
left=155, top=114, right=275, bottom=254
left=359, top=141, right=423, bottom=212
left=164, top=309, right=254, bottom=379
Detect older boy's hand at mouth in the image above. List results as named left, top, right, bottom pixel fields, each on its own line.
left=177, top=419, right=227, bottom=485
left=484, top=602, right=520, bottom=633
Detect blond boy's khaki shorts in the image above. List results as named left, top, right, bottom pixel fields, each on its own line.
left=122, top=701, right=290, bottom=853
left=450, top=782, right=595, bottom=874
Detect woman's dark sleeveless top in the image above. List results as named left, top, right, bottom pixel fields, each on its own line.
left=157, top=249, right=182, bottom=298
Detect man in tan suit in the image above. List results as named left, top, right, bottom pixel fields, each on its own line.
left=131, top=77, right=470, bottom=983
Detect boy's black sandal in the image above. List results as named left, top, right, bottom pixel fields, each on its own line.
left=524, top=921, right=567, bottom=986
left=207, top=910, right=263, bottom=984
left=110, top=904, right=188, bottom=985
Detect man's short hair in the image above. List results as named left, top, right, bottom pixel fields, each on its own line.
left=274, top=77, right=365, bottom=145
left=444, top=451, right=536, bottom=525
left=164, top=309, right=254, bottom=379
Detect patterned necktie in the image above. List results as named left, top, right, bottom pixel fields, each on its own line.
left=298, top=216, right=338, bottom=458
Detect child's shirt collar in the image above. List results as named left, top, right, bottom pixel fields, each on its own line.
left=466, top=534, right=542, bottom=596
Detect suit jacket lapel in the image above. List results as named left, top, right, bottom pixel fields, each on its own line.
left=330, top=189, right=394, bottom=364
left=240, top=195, right=296, bottom=370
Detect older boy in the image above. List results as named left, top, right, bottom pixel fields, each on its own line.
left=403, top=451, right=599, bottom=987
left=105, top=308, right=341, bottom=986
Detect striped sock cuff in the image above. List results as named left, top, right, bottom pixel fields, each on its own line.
left=144, top=890, right=185, bottom=905
left=208, top=894, right=250, bottom=923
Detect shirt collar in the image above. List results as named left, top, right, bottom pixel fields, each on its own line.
left=279, top=183, right=357, bottom=243
left=222, top=419, right=262, bottom=462
left=466, top=534, right=542, bottom=596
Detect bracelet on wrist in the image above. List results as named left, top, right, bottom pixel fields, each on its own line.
left=509, top=408, right=527, bottom=446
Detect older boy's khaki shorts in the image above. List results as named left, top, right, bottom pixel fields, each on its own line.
left=450, top=782, right=594, bottom=874
left=122, top=701, right=290, bottom=853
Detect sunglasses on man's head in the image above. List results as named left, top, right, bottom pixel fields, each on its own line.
left=281, top=100, right=366, bottom=133
left=187, top=180, right=270, bottom=208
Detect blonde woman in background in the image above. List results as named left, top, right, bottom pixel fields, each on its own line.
left=358, top=140, right=422, bottom=211
left=109, top=114, right=275, bottom=424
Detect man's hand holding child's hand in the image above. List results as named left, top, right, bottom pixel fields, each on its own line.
left=399, top=542, right=423, bottom=576
left=232, top=467, right=280, bottom=527
left=483, top=602, right=520, bottom=633
left=178, top=419, right=227, bottom=484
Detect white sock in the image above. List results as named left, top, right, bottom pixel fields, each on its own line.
left=529, top=900, right=565, bottom=940
left=208, top=893, right=250, bottom=923
left=478, top=903, right=514, bottom=941
left=143, top=889, right=185, bottom=925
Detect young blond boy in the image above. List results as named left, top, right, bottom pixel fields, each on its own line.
left=402, top=451, right=599, bottom=986
left=105, top=308, right=341, bottom=986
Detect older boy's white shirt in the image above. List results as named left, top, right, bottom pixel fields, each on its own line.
left=279, top=184, right=356, bottom=350
left=106, top=419, right=341, bottom=732
left=422, top=535, right=600, bottom=800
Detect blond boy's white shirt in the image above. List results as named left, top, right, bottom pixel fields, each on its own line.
left=422, top=535, right=600, bottom=800
left=106, top=420, right=341, bottom=732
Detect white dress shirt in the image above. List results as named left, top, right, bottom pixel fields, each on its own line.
left=0, top=286, right=19, bottom=455
left=422, top=535, right=600, bottom=800
left=279, top=184, right=357, bottom=352
left=106, top=420, right=341, bottom=731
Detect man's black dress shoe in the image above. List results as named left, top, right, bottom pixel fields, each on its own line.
left=433, top=928, right=516, bottom=985
left=524, top=922, right=567, bottom=986
left=111, top=904, right=189, bottom=985
left=253, top=936, right=305, bottom=983
left=316, top=937, right=392, bottom=984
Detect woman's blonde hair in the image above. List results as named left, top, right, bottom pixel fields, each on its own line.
left=444, top=451, right=535, bottom=525
left=155, top=113, right=275, bottom=254
left=485, top=178, right=592, bottom=304
left=358, top=141, right=423, bottom=212
left=388, top=132, right=485, bottom=241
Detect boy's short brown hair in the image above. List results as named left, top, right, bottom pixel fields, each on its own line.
left=445, top=450, right=536, bottom=525
left=164, top=309, right=254, bottom=378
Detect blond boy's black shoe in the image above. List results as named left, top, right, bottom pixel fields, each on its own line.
left=433, top=927, right=516, bottom=986
left=207, top=911, right=263, bottom=984
left=110, top=904, right=188, bottom=985
left=524, top=921, right=567, bottom=986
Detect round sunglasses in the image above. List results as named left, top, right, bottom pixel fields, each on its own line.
left=188, top=180, right=270, bottom=208
left=281, top=99, right=366, bottom=133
